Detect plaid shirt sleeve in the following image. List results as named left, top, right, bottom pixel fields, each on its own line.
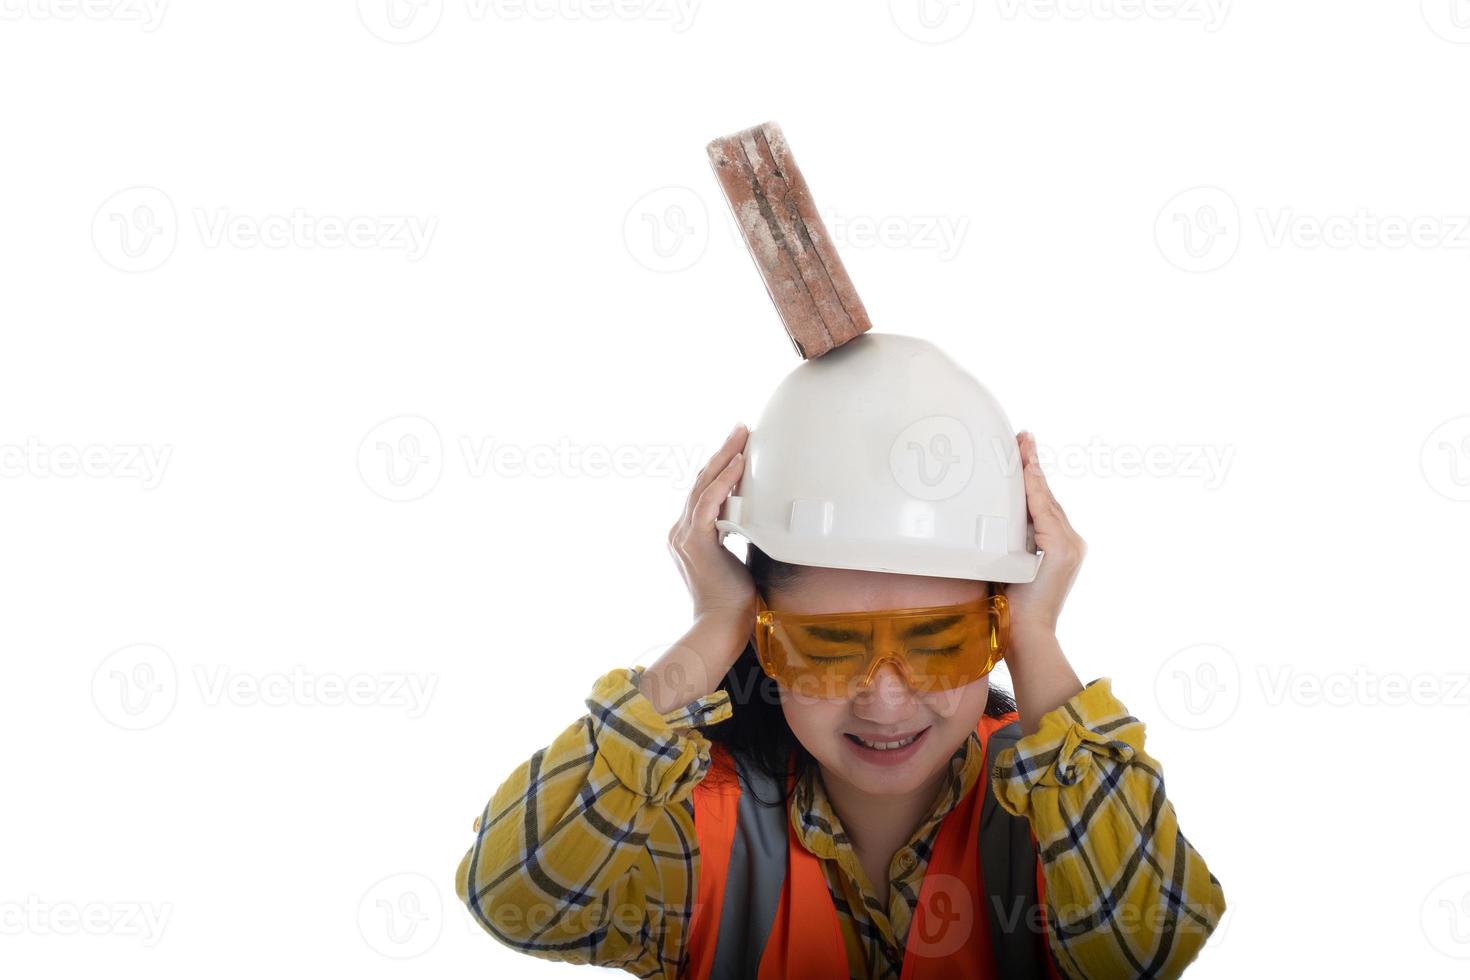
left=990, top=677, right=1227, bottom=979
left=455, top=664, right=733, bottom=979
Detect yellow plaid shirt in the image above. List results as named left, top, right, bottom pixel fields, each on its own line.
left=456, top=666, right=1225, bottom=979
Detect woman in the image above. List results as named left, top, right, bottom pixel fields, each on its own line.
left=456, top=341, right=1227, bottom=978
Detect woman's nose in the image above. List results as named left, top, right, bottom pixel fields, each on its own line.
left=853, top=657, right=915, bottom=705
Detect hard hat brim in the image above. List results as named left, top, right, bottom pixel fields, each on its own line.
left=717, top=518, right=1043, bottom=584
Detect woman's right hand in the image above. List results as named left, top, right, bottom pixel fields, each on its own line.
left=667, top=423, right=757, bottom=644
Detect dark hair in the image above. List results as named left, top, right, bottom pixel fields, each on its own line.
left=691, top=543, right=1018, bottom=806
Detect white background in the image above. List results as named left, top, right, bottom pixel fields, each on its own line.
left=3, top=1, right=1469, bottom=976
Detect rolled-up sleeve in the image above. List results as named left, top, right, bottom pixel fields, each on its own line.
left=455, top=665, right=732, bottom=979
left=990, top=678, right=1227, bottom=979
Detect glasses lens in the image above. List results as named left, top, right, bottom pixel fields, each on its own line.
left=756, top=597, right=1007, bottom=698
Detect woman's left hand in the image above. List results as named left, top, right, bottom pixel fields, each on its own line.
left=1003, top=431, right=1086, bottom=641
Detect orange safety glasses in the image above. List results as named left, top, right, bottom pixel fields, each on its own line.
left=753, top=591, right=1010, bottom=700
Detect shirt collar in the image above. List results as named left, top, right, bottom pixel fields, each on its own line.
left=789, top=728, right=988, bottom=860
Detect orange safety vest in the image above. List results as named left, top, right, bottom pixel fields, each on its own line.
left=685, top=711, right=1063, bottom=979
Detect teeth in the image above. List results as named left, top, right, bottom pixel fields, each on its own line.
left=855, top=732, right=920, bottom=750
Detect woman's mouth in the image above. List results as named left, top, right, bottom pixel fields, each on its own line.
left=843, top=726, right=930, bottom=763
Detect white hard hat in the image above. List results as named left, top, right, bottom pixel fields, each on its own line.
left=716, top=332, right=1043, bottom=583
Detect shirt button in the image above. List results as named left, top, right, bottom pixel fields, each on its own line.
left=899, top=851, right=916, bottom=870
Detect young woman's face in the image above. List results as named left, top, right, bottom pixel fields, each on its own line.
left=766, top=565, right=993, bottom=800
